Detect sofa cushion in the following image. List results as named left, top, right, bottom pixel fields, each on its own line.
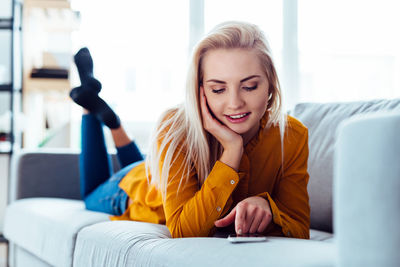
left=290, top=98, right=400, bottom=232
left=309, top=229, right=334, bottom=242
left=3, top=198, right=110, bottom=267
left=74, top=221, right=336, bottom=267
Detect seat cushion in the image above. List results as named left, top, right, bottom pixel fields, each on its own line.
left=3, top=198, right=110, bottom=267
left=310, top=229, right=334, bottom=242
left=74, top=221, right=336, bottom=267
left=291, top=98, right=400, bottom=232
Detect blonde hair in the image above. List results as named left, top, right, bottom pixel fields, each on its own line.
left=146, top=21, right=285, bottom=199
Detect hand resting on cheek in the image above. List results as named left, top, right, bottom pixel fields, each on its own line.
left=199, top=86, right=243, bottom=149
left=199, top=87, right=244, bottom=171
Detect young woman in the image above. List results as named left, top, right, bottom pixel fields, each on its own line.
left=70, top=21, right=310, bottom=239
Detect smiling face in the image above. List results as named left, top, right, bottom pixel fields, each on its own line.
left=200, top=48, right=270, bottom=144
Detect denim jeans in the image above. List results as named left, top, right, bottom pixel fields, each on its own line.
left=80, top=114, right=144, bottom=216
left=84, top=160, right=144, bottom=215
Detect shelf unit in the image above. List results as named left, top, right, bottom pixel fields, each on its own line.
left=0, top=0, right=23, bottom=265
left=22, top=0, right=79, bottom=149
left=0, top=0, right=22, bottom=155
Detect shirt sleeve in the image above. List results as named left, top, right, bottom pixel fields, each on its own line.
left=257, top=128, right=310, bottom=239
left=162, top=151, right=246, bottom=237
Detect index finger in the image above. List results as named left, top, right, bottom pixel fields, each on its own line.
left=235, top=205, right=246, bottom=235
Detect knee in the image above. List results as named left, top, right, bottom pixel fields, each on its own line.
left=83, top=195, right=101, bottom=212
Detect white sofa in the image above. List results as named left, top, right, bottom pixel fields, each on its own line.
left=3, top=99, right=400, bottom=267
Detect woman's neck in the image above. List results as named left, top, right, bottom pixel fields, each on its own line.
left=242, top=122, right=261, bottom=146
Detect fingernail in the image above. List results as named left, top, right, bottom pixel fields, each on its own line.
left=238, top=229, right=242, bottom=235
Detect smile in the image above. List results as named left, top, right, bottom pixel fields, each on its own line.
left=225, top=112, right=251, bottom=123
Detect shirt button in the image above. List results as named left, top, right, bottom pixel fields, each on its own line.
left=216, top=206, right=221, bottom=212
left=230, top=180, right=235, bottom=185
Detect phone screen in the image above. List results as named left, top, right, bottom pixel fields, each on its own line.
left=227, top=233, right=267, bottom=243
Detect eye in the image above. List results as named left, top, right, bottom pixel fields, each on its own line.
left=212, top=88, right=225, bottom=94
left=243, top=85, right=258, bottom=91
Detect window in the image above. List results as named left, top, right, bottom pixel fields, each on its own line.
left=298, top=0, right=400, bottom=102
left=71, top=0, right=189, bottom=123
left=71, top=0, right=189, bottom=149
left=71, top=0, right=400, bottom=150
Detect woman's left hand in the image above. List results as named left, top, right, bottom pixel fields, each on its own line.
left=214, top=196, right=273, bottom=234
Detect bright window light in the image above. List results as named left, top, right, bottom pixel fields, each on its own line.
left=298, top=0, right=400, bottom=102
left=71, top=0, right=189, bottom=124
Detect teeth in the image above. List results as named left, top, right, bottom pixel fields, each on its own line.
left=229, top=113, right=248, bottom=119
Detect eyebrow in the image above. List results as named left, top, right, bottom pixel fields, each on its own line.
left=205, top=75, right=261, bottom=84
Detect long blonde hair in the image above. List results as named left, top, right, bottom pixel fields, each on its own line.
left=146, top=21, right=285, bottom=199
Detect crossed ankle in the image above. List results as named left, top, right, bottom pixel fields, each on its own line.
left=82, top=77, right=102, bottom=93
left=70, top=87, right=120, bottom=129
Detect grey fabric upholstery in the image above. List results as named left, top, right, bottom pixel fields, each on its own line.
left=335, top=112, right=400, bottom=266
left=290, top=98, right=400, bottom=232
left=10, top=245, right=52, bottom=267
left=4, top=198, right=109, bottom=267
left=9, top=149, right=120, bottom=201
left=73, top=221, right=336, bottom=267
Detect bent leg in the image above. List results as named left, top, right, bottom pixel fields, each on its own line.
left=116, top=141, right=144, bottom=168
left=110, top=125, right=144, bottom=168
left=80, top=114, right=113, bottom=198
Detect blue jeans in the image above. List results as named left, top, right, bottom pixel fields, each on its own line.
left=80, top=114, right=144, bottom=215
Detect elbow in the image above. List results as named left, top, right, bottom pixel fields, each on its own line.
left=166, top=220, right=193, bottom=238
left=287, top=225, right=310, bottom=239
left=297, top=228, right=310, bottom=239
left=167, top=220, right=209, bottom=238
left=168, top=226, right=198, bottom=238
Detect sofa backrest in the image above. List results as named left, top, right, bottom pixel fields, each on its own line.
left=9, top=149, right=121, bottom=201
left=290, top=98, right=400, bottom=233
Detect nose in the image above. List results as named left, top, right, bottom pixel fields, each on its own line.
left=227, top=89, right=245, bottom=110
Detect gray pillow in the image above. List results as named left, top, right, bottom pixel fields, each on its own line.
left=290, top=98, right=400, bottom=233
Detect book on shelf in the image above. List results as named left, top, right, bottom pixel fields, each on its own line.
left=30, top=68, right=69, bottom=79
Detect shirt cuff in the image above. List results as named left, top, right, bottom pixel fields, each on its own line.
left=205, top=160, right=242, bottom=190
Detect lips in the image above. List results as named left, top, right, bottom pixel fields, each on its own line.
left=224, top=112, right=251, bottom=123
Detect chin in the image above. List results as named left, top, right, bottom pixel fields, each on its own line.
left=226, top=124, right=251, bottom=135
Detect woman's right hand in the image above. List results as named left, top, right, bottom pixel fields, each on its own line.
left=199, top=87, right=244, bottom=171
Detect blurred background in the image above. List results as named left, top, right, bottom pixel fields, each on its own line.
left=1, top=0, right=400, bottom=153
left=0, top=0, right=399, bottom=263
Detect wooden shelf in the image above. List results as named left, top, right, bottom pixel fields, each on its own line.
left=24, top=0, right=70, bottom=9
left=24, top=77, right=70, bottom=92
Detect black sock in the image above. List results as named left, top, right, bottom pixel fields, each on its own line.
left=74, top=47, right=93, bottom=83
left=70, top=86, right=121, bottom=129
left=74, top=47, right=102, bottom=93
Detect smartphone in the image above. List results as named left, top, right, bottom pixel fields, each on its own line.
left=227, top=233, right=267, bottom=243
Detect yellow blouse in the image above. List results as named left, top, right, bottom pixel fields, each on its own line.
left=111, top=111, right=310, bottom=239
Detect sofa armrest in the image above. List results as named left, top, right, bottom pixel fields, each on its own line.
left=9, top=149, right=120, bottom=202
left=334, top=112, right=400, bottom=266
